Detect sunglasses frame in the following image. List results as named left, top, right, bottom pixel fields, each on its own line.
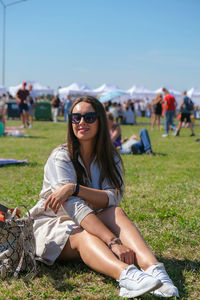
left=69, top=112, right=98, bottom=124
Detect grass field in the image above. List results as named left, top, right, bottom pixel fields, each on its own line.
left=0, top=117, right=200, bottom=300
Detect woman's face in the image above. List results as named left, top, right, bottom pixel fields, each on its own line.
left=72, top=101, right=99, bottom=143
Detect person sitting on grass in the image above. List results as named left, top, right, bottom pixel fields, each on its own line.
left=0, top=115, right=25, bottom=137
left=0, top=114, right=5, bottom=136
left=29, top=96, right=178, bottom=298
left=107, top=112, right=155, bottom=155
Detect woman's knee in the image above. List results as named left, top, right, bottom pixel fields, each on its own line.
left=98, top=206, right=126, bottom=225
left=70, top=227, right=98, bottom=251
left=101, top=205, right=124, bottom=215
left=114, top=206, right=126, bottom=218
left=69, top=227, right=84, bottom=249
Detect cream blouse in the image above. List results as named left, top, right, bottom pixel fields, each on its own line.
left=30, top=145, right=123, bottom=265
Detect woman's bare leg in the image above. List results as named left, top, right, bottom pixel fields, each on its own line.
left=156, top=115, right=160, bottom=130
left=58, top=227, right=128, bottom=280
left=98, top=206, right=158, bottom=270
left=151, top=115, right=156, bottom=130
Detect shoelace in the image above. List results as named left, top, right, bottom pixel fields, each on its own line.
left=126, top=267, right=149, bottom=282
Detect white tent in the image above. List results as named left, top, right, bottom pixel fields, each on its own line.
left=0, top=86, right=6, bottom=97
left=127, top=85, right=156, bottom=101
left=9, top=81, right=54, bottom=97
left=93, top=83, right=121, bottom=95
left=187, top=88, right=200, bottom=106
left=58, top=83, right=97, bottom=100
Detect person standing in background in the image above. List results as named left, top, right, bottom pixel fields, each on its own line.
left=15, top=81, right=29, bottom=128
left=151, top=93, right=163, bottom=130
left=174, top=91, right=195, bottom=137
left=64, top=95, right=72, bottom=122
left=27, top=84, right=37, bottom=128
left=162, top=88, right=177, bottom=137
left=51, top=94, right=61, bottom=123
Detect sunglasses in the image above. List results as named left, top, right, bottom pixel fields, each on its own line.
left=69, top=112, right=98, bottom=124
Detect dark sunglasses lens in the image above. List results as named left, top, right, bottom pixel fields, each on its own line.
left=85, top=113, right=97, bottom=123
left=71, top=114, right=81, bottom=124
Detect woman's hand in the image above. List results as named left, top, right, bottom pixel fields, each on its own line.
left=111, top=243, right=135, bottom=265
left=9, top=208, right=22, bottom=218
left=44, top=183, right=75, bottom=213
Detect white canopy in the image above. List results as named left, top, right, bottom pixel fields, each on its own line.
left=0, top=86, right=6, bottom=97
left=58, top=83, right=97, bottom=99
left=187, top=88, right=200, bottom=105
left=9, top=81, right=54, bottom=97
left=93, top=83, right=121, bottom=95
left=187, top=87, right=200, bottom=97
left=127, top=85, right=156, bottom=100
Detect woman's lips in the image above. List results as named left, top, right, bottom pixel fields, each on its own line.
left=78, top=128, right=89, bottom=133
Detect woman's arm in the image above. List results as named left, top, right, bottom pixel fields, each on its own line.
left=44, top=183, right=109, bottom=213
left=81, top=212, right=115, bottom=244
left=110, top=124, right=121, bottom=142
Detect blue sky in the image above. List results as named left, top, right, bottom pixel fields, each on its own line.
left=0, top=0, right=200, bottom=91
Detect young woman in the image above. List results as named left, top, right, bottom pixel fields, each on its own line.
left=151, top=93, right=163, bottom=130
left=30, top=96, right=178, bottom=298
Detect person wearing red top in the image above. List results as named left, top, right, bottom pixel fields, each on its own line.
left=162, top=88, right=177, bottom=137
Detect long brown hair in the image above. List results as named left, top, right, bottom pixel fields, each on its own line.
left=67, top=96, right=123, bottom=194
left=153, top=93, right=163, bottom=105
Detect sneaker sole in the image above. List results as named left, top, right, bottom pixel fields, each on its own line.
left=119, top=280, right=162, bottom=298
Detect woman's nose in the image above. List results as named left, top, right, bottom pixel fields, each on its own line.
left=79, top=116, right=86, bottom=124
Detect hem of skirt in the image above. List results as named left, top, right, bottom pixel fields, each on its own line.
left=35, top=225, right=75, bottom=266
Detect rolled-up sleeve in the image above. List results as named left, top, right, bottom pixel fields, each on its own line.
left=45, top=147, right=93, bottom=225
left=62, top=198, right=93, bottom=226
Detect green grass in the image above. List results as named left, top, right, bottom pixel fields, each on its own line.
left=0, top=118, right=200, bottom=299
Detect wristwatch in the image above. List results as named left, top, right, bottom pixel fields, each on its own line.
left=72, top=183, right=79, bottom=196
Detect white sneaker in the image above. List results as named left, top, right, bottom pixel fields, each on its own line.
left=28, top=124, right=32, bottom=129
left=20, top=125, right=25, bottom=129
left=118, top=265, right=162, bottom=298
left=162, top=133, right=168, bottom=137
left=174, top=129, right=179, bottom=136
left=144, top=262, right=179, bottom=298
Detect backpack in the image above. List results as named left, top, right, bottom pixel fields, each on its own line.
left=183, top=97, right=194, bottom=112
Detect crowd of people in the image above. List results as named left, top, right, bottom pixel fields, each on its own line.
left=0, top=82, right=198, bottom=139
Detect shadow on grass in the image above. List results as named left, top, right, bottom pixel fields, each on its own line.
left=0, top=162, right=38, bottom=168
left=35, top=257, right=199, bottom=299
left=144, top=257, right=200, bottom=299
left=3, top=135, right=47, bottom=139
left=36, top=260, right=90, bottom=292
left=154, top=152, right=167, bottom=156
left=26, top=135, right=47, bottom=139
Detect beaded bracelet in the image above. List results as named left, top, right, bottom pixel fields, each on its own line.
left=108, top=237, right=122, bottom=249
